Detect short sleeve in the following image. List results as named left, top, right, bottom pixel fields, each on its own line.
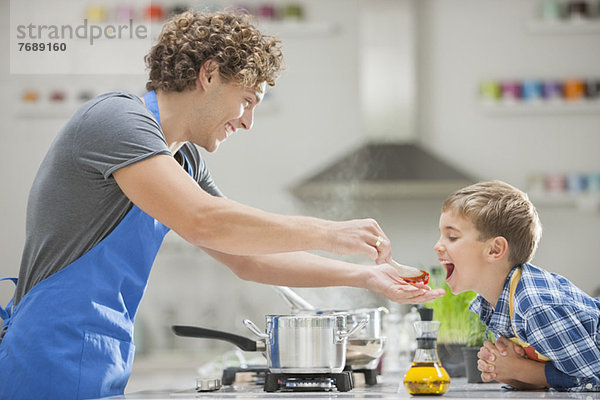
left=73, top=93, right=171, bottom=180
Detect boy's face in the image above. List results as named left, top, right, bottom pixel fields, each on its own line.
left=434, top=210, right=490, bottom=294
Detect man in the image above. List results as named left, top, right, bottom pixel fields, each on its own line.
left=0, top=10, right=444, bottom=399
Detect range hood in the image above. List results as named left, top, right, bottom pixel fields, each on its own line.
left=290, top=142, right=473, bottom=200
left=290, top=1, right=473, bottom=200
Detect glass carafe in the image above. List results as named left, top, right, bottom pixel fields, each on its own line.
left=403, top=321, right=451, bottom=395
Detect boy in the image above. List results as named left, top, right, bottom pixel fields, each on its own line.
left=434, top=181, right=600, bottom=391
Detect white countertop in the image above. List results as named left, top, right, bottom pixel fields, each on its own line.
left=104, top=375, right=600, bottom=400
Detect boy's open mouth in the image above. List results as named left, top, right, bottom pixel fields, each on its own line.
left=443, top=263, right=455, bottom=281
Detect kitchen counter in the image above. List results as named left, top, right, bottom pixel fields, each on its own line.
left=104, top=376, right=600, bottom=399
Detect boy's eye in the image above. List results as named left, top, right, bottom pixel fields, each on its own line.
left=448, top=236, right=457, bottom=241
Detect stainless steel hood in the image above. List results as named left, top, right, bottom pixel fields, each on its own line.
left=290, top=1, right=473, bottom=200
left=290, top=143, right=473, bottom=200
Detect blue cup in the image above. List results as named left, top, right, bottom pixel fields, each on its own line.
left=522, top=80, right=544, bottom=101
left=567, top=173, right=588, bottom=194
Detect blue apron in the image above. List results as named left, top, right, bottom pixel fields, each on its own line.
left=0, top=90, right=178, bottom=399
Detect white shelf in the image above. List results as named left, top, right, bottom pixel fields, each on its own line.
left=258, top=20, right=339, bottom=37
left=479, top=99, right=600, bottom=116
left=529, top=192, right=600, bottom=212
left=15, top=105, right=78, bottom=119
left=527, top=19, right=600, bottom=34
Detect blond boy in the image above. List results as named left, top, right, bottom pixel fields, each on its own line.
left=434, top=181, right=600, bottom=391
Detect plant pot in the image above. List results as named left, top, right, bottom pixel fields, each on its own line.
left=437, top=343, right=466, bottom=377
left=462, top=346, right=483, bottom=383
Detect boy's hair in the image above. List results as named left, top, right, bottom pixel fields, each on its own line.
left=145, top=10, right=284, bottom=92
left=442, top=180, right=542, bottom=266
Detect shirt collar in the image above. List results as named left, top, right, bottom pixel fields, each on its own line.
left=469, top=266, right=520, bottom=338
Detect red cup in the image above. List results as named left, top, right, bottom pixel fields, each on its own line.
left=144, top=5, right=164, bottom=21
left=501, top=82, right=521, bottom=101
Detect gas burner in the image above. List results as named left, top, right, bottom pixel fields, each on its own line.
left=264, top=371, right=353, bottom=392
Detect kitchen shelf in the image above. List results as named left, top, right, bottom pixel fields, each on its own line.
left=527, top=19, right=600, bottom=34
left=479, top=99, right=600, bottom=116
left=258, top=20, right=339, bottom=37
left=529, top=192, right=600, bottom=212
left=15, top=106, right=78, bottom=119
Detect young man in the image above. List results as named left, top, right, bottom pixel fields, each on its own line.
left=0, top=10, right=443, bottom=399
left=434, top=180, right=600, bottom=391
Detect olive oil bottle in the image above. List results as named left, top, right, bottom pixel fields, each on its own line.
left=403, top=321, right=450, bottom=395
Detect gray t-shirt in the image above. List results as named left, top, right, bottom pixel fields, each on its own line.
left=14, top=91, right=222, bottom=305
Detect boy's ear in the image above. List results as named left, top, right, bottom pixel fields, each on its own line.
left=486, top=236, right=508, bottom=262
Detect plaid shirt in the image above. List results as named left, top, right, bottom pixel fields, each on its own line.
left=470, top=263, right=600, bottom=392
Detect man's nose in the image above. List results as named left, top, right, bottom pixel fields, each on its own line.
left=239, top=109, right=254, bottom=130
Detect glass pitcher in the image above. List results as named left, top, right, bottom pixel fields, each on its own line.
left=403, top=321, right=451, bottom=395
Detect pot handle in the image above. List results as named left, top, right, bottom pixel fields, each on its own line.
left=171, top=325, right=258, bottom=352
left=337, top=317, right=369, bottom=341
left=242, top=319, right=269, bottom=339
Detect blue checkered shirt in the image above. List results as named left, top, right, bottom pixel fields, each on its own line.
left=470, top=263, right=600, bottom=392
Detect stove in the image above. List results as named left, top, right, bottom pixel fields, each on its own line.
left=221, top=367, right=355, bottom=392
left=263, top=371, right=353, bottom=392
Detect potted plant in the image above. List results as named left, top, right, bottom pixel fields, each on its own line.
left=423, top=267, right=487, bottom=380
left=462, top=316, right=488, bottom=383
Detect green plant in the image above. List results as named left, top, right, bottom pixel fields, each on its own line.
left=424, top=267, right=488, bottom=347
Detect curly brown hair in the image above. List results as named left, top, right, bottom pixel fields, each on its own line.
left=145, top=10, right=284, bottom=92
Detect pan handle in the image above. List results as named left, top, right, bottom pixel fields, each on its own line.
left=171, top=325, right=258, bottom=352
left=273, top=286, right=316, bottom=311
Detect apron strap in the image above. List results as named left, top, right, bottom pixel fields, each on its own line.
left=143, top=90, right=161, bottom=126
left=508, top=268, right=550, bottom=362
left=0, top=277, right=18, bottom=322
left=508, top=267, right=522, bottom=340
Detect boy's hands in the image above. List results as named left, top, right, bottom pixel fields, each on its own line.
left=477, top=337, right=548, bottom=390
left=478, top=337, right=525, bottom=382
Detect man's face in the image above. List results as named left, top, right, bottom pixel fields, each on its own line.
left=433, top=211, right=490, bottom=294
left=190, top=75, right=265, bottom=153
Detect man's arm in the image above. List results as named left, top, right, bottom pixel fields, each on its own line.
left=201, top=249, right=445, bottom=304
left=113, top=154, right=391, bottom=263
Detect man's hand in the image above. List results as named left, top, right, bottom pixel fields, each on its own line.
left=365, top=263, right=445, bottom=304
left=328, top=219, right=392, bottom=265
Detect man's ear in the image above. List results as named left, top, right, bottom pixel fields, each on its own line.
left=487, top=236, right=508, bottom=262
left=197, top=60, right=219, bottom=90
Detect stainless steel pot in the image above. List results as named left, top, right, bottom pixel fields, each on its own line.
left=319, top=308, right=388, bottom=369
left=273, top=287, right=388, bottom=369
left=172, top=314, right=368, bottom=374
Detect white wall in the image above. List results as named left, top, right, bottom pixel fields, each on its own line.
left=415, top=0, right=600, bottom=294
left=1, top=0, right=599, bottom=361
left=0, top=0, right=368, bottom=357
